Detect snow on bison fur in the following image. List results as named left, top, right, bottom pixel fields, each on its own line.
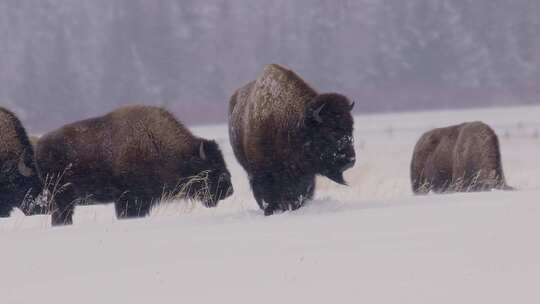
left=229, top=64, right=356, bottom=215
left=410, top=121, right=513, bottom=194
left=36, top=105, right=233, bottom=225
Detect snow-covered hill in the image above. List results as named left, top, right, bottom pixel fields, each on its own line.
left=2, top=106, right=540, bottom=303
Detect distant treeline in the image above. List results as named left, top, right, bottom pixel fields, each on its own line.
left=0, top=0, right=539, bottom=132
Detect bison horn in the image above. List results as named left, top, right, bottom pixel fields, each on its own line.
left=313, top=103, right=325, bottom=124
left=18, top=154, right=34, bottom=177
left=350, top=101, right=355, bottom=111
left=199, top=142, right=207, bottom=160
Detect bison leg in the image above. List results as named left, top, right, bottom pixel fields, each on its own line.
left=249, top=174, right=290, bottom=215
left=278, top=175, right=315, bottom=211
left=114, top=194, right=152, bottom=219
left=50, top=187, right=77, bottom=226
left=249, top=174, right=275, bottom=214
left=252, top=173, right=315, bottom=215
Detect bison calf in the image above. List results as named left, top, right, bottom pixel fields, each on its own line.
left=229, top=64, right=355, bottom=215
left=410, top=121, right=512, bottom=194
left=0, top=108, right=43, bottom=217
left=35, top=105, right=233, bottom=225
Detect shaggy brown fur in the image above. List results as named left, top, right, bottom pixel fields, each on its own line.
left=229, top=64, right=355, bottom=215
left=35, top=105, right=233, bottom=225
left=0, top=107, right=43, bottom=216
left=410, top=121, right=512, bottom=194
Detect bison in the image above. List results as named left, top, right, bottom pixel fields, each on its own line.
left=0, top=107, right=43, bottom=217
left=229, top=64, right=355, bottom=215
left=35, top=105, right=233, bottom=225
left=410, top=121, right=512, bottom=194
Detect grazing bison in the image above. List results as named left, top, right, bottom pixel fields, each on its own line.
left=35, top=105, right=233, bottom=225
left=0, top=108, right=43, bottom=217
left=410, top=121, right=512, bottom=194
left=229, top=64, right=355, bottom=215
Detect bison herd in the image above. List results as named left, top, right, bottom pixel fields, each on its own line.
left=0, top=64, right=513, bottom=226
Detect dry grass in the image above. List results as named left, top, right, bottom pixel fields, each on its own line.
left=153, top=171, right=213, bottom=215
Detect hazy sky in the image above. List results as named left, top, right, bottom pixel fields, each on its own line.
left=1, top=0, right=539, bottom=132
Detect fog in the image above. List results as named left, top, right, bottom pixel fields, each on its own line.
left=1, top=0, right=539, bottom=133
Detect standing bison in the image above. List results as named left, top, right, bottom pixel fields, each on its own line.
left=0, top=107, right=43, bottom=217
left=410, top=121, right=512, bottom=194
left=229, top=64, right=356, bottom=215
left=35, top=105, right=233, bottom=225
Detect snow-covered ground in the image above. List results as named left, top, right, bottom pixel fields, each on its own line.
left=2, top=105, right=540, bottom=303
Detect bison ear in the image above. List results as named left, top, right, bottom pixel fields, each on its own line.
left=310, top=103, right=326, bottom=124
left=349, top=101, right=355, bottom=111
left=18, top=155, right=34, bottom=177
left=199, top=142, right=207, bottom=160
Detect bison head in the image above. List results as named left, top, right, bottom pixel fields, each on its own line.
left=0, top=152, right=44, bottom=215
left=188, top=139, right=233, bottom=207
left=305, top=93, right=356, bottom=185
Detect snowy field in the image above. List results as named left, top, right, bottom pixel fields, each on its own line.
left=2, top=105, right=540, bottom=303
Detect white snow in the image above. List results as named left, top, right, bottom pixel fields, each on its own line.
left=2, top=105, right=540, bottom=303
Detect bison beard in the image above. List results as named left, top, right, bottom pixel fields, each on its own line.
left=410, top=121, right=512, bottom=194
left=35, top=105, right=233, bottom=225
left=0, top=107, right=44, bottom=217
left=229, top=64, right=355, bottom=215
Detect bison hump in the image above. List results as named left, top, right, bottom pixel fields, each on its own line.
left=251, top=64, right=317, bottom=119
